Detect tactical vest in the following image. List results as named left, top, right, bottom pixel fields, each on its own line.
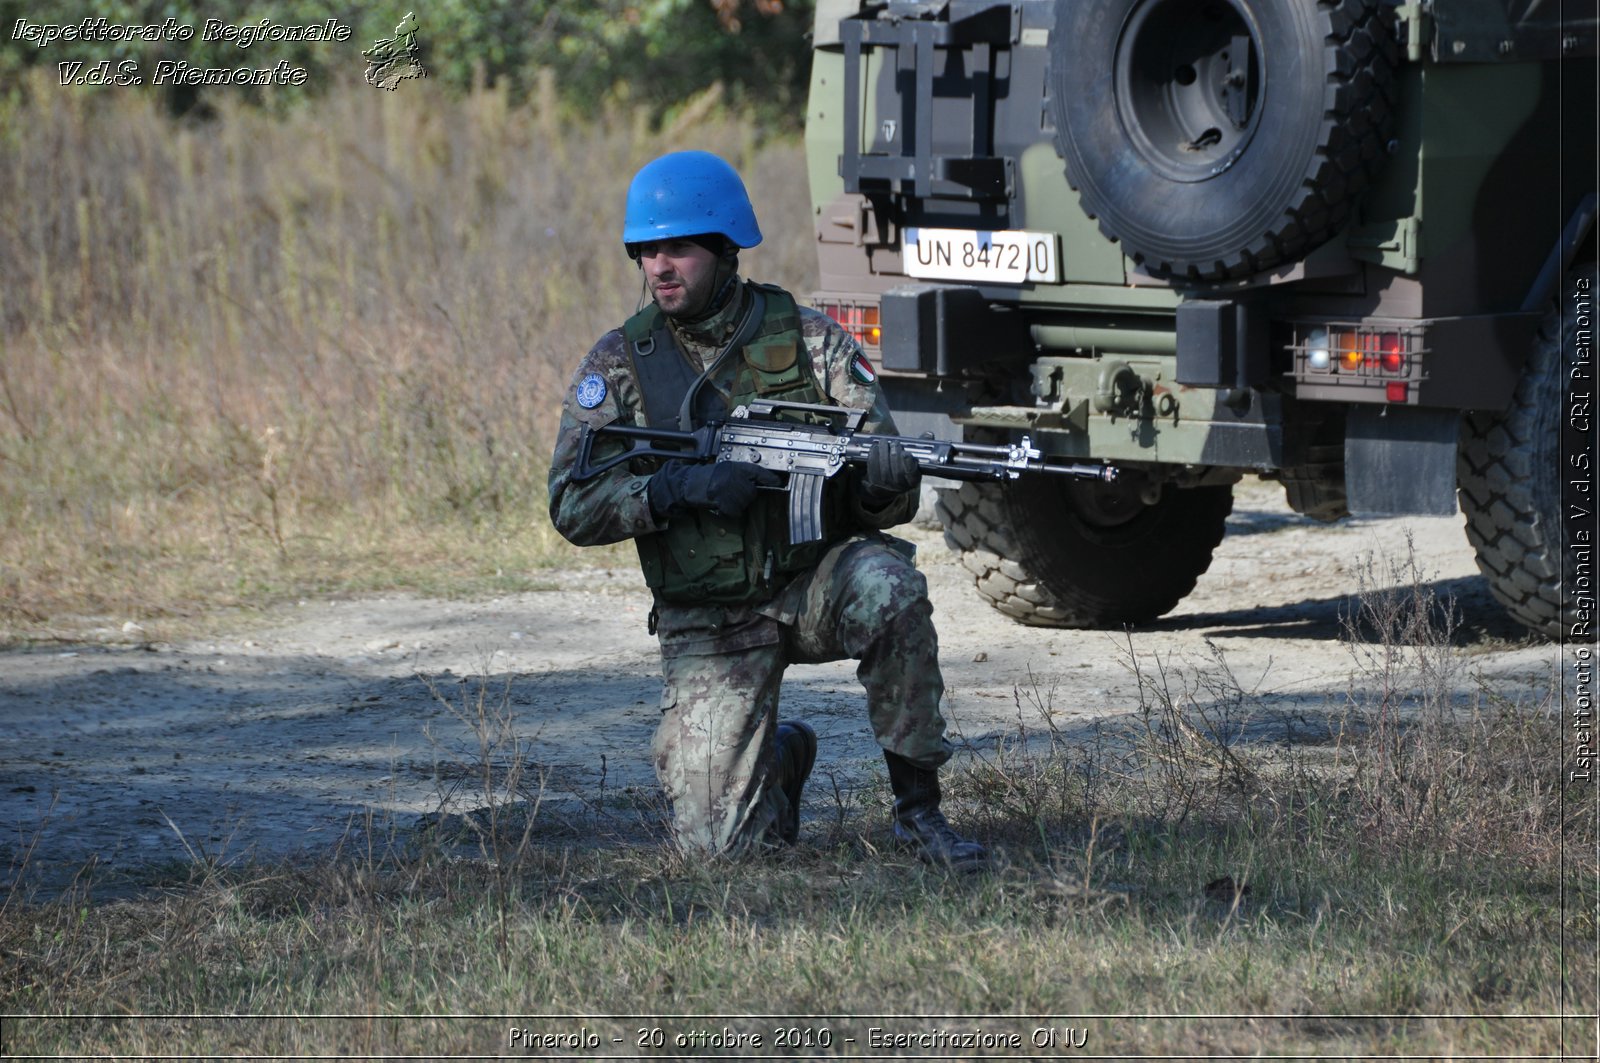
left=624, top=284, right=845, bottom=605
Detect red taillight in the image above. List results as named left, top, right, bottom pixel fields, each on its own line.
left=1292, top=322, right=1423, bottom=404
left=1377, top=333, right=1405, bottom=374
left=1293, top=325, right=1415, bottom=375
left=819, top=301, right=881, bottom=350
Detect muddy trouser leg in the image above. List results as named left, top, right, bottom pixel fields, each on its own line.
left=652, top=641, right=790, bottom=856
left=786, top=538, right=952, bottom=768
left=789, top=537, right=984, bottom=867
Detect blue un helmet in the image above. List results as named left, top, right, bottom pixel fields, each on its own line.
left=622, top=150, right=763, bottom=252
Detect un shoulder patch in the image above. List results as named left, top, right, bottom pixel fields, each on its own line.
left=575, top=372, right=608, bottom=409
left=849, top=353, right=877, bottom=385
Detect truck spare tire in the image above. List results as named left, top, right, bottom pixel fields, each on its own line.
left=1049, top=0, right=1400, bottom=282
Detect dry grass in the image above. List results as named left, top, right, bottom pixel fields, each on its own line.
left=0, top=71, right=816, bottom=640
left=3, top=546, right=1591, bottom=1057
left=1, top=73, right=1592, bottom=1061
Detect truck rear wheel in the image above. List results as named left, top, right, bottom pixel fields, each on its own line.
left=1049, top=0, right=1399, bottom=281
left=935, top=477, right=1233, bottom=627
left=1456, top=265, right=1594, bottom=640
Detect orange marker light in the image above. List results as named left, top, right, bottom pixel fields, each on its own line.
left=820, top=302, right=882, bottom=348
left=1338, top=340, right=1363, bottom=372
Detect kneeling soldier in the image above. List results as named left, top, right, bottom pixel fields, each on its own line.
left=547, top=151, right=985, bottom=869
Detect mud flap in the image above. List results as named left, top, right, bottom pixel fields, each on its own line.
left=1344, top=406, right=1460, bottom=517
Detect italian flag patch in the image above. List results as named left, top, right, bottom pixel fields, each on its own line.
left=849, top=352, right=877, bottom=385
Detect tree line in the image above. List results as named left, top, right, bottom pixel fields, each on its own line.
left=0, top=0, right=818, bottom=128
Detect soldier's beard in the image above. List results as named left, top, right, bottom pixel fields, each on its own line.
left=660, top=257, right=738, bottom=323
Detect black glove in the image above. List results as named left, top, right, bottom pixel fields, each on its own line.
left=859, top=439, right=922, bottom=509
left=648, top=460, right=782, bottom=519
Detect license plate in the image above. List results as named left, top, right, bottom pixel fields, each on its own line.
left=902, top=227, right=1060, bottom=284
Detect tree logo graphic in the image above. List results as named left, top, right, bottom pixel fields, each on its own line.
left=363, top=12, right=426, bottom=91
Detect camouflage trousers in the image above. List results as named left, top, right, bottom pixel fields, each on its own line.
left=651, top=534, right=950, bottom=856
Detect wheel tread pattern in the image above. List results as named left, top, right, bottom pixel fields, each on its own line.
left=1455, top=266, right=1593, bottom=638
left=935, top=480, right=1233, bottom=628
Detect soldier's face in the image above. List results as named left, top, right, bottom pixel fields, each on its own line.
left=638, top=239, right=719, bottom=317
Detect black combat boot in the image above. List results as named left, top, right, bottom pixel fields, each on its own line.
left=772, top=720, right=817, bottom=845
left=884, top=750, right=988, bottom=871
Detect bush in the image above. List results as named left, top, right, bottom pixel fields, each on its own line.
left=0, top=0, right=817, bottom=128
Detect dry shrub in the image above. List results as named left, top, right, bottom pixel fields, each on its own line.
left=948, top=538, right=1581, bottom=878
left=1335, top=540, right=1577, bottom=863
left=0, top=75, right=815, bottom=628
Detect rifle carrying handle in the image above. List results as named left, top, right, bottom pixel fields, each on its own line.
left=742, top=398, right=868, bottom=433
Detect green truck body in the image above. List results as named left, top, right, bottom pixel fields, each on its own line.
left=804, top=0, right=1597, bottom=636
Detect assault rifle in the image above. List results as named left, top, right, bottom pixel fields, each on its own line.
left=571, top=399, right=1118, bottom=544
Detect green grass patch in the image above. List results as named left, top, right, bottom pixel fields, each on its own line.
left=4, top=611, right=1591, bottom=1057
left=3, top=769, right=1587, bottom=1056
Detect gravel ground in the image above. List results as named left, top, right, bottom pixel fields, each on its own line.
left=0, top=481, right=1556, bottom=895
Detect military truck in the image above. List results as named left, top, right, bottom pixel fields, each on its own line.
left=803, top=0, right=1597, bottom=638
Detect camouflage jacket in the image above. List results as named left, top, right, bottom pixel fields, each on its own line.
left=548, top=279, right=917, bottom=653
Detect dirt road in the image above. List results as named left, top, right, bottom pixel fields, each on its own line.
left=1, top=483, right=1557, bottom=894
